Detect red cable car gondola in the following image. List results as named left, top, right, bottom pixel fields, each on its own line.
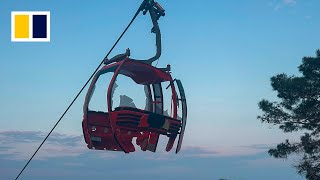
left=82, top=0, right=187, bottom=153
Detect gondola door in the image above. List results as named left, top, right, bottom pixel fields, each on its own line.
left=144, top=83, right=163, bottom=152
left=175, top=80, right=187, bottom=153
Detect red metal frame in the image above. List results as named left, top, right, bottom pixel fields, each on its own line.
left=82, top=58, right=185, bottom=153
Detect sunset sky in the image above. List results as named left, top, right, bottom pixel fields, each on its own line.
left=1, top=0, right=319, bottom=179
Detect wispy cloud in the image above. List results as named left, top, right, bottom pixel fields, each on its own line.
left=283, top=0, right=297, bottom=5
left=304, top=15, right=312, bottom=20
left=0, top=131, right=274, bottom=161
left=0, top=131, right=302, bottom=180
left=272, top=0, right=297, bottom=10
left=0, top=130, right=87, bottom=160
left=180, top=144, right=271, bottom=158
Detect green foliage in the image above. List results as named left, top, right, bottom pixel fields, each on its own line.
left=258, top=50, right=320, bottom=180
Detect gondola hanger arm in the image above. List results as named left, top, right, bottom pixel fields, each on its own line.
left=105, top=0, right=165, bottom=65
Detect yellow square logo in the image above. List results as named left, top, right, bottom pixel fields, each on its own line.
left=11, top=11, right=50, bottom=42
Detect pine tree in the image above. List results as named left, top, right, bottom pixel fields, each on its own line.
left=258, top=50, right=320, bottom=180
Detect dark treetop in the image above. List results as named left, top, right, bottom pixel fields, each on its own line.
left=258, top=50, right=320, bottom=180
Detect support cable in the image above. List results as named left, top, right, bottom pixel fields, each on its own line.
left=14, top=1, right=147, bottom=179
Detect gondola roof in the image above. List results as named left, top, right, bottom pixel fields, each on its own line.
left=99, top=59, right=172, bottom=85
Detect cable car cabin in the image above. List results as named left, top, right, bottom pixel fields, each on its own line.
left=82, top=0, right=187, bottom=154
left=82, top=57, right=187, bottom=153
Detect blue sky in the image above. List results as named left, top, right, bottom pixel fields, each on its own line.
left=0, top=0, right=319, bottom=179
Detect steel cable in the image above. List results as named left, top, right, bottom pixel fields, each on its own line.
left=14, top=1, right=146, bottom=179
